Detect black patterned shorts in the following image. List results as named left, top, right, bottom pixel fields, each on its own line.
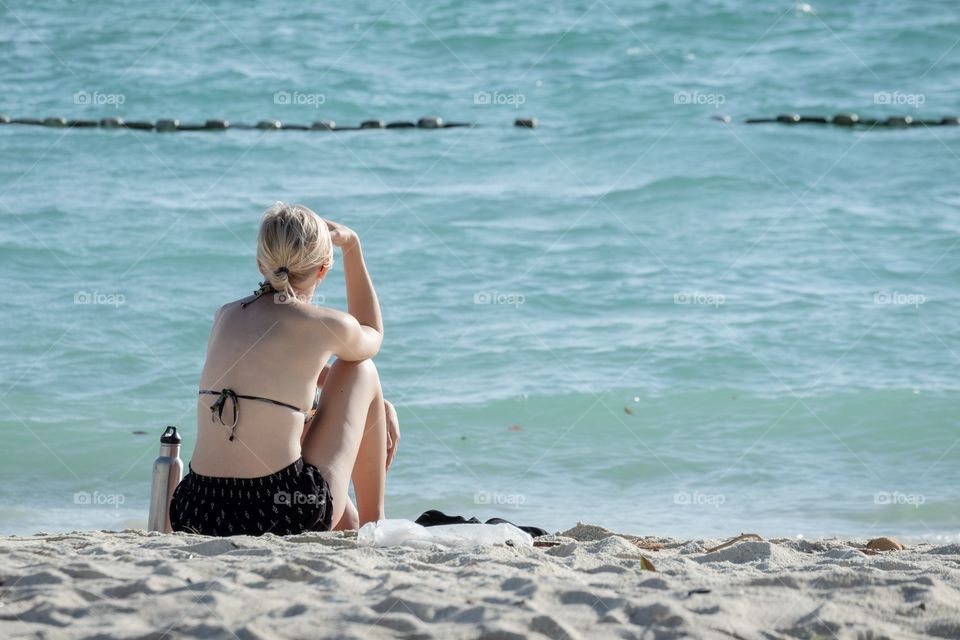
left=170, top=458, right=333, bottom=536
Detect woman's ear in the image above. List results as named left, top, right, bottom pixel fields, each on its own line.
left=316, top=264, right=329, bottom=281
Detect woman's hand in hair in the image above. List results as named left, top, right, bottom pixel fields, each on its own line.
left=325, top=219, right=358, bottom=250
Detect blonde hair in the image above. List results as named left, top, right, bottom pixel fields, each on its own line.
left=256, top=202, right=333, bottom=300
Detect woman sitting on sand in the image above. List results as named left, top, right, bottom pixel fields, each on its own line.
left=170, top=202, right=399, bottom=536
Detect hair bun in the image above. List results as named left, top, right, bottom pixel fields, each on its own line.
left=257, top=202, right=334, bottom=303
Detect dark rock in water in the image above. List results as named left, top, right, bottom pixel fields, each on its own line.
left=43, top=117, right=68, bottom=127
left=744, top=118, right=776, bottom=124
left=256, top=120, right=282, bottom=130
left=386, top=121, right=415, bottom=129
left=280, top=123, right=309, bottom=130
left=204, top=119, right=229, bottom=130
left=333, top=126, right=361, bottom=131
left=941, top=116, right=960, bottom=126
left=125, top=121, right=155, bottom=130
left=911, top=119, right=941, bottom=127
left=515, top=117, right=538, bottom=128
left=311, top=120, right=336, bottom=130
left=100, top=117, right=124, bottom=128
left=0, top=114, right=9, bottom=124
left=798, top=116, right=829, bottom=124
left=155, top=119, right=180, bottom=132
left=131, top=430, right=148, bottom=436
left=418, top=116, right=443, bottom=128
left=859, top=118, right=881, bottom=127
left=832, top=113, right=859, bottom=126
left=178, top=123, right=205, bottom=131
left=231, top=123, right=257, bottom=129
left=12, top=118, right=43, bottom=125
left=442, top=122, right=471, bottom=128
left=67, top=119, right=98, bottom=128
left=776, top=113, right=801, bottom=124
left=360, top=120, right=385, bottom=129
left=885, top=116, right=913, bottom=127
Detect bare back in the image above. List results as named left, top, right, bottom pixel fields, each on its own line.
left=191, top=293, right=332, bottom=477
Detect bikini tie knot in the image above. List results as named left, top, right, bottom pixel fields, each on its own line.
left=210, top=388, right=240, bottom=440
left=240, top=281, right=276, bottom=308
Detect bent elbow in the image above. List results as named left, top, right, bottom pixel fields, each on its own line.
left=365, top=327, right=384, bottom=359
left=338, top=326, right=382, bottom=362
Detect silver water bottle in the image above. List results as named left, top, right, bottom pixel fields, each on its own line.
left=147, top=426, right=183, bottom=533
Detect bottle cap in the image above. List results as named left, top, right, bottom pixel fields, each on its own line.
left=160, top=425, right=181, bottom=444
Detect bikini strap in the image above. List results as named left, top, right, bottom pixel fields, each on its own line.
left=240, top=281, right=275, bottom=309
left=199, top=388, right=310, bottom=442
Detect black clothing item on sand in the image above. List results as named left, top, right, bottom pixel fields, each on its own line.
left=415, top=509, right=549, bottom=538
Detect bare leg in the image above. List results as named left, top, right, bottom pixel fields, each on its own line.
left=333, top=497, right=359, bottom=531
left=301, top=359, right=386, bottom=527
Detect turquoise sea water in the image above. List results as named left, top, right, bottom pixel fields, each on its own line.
left=1, top=1, right=958, bottom=538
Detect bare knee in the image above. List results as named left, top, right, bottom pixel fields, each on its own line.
left=331, top=358, right=380, bottom=389
left=333, top=498, right=360, bottom=531
left=351, top=357, right=378, bottom=378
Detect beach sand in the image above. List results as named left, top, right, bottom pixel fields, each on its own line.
left=1, top=523, right=958, bottom=639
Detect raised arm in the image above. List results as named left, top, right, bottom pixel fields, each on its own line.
left=323, top=220, right=383, bottom=361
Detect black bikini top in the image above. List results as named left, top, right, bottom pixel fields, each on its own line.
left=198, top=388, right=320, bottom=441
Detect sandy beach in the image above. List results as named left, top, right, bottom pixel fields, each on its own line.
left=2, top=523, right=958, bottom=639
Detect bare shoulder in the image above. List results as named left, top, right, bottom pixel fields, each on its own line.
left=294, top=303, right=353, bottom=330
left=293, top=302, right=381, bottom=361
left=214, top=298, right=247, bottom=320
left=211, top=296, right=352, bottom=337
left=211, top=295, right=265, bottom=328
left=213, top=301, right=231, bottom=324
